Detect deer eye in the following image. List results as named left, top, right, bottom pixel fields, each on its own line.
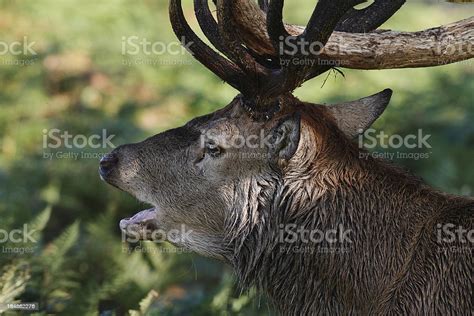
left=205, top=142, right=222, bottom=158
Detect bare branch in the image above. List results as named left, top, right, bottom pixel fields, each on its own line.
left=327, top=18, right=474, bottom=69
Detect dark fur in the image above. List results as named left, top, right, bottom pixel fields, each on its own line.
left=228, top=102, right=473, bottom=315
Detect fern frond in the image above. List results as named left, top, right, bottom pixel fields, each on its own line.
left=129, top=289, right=159, bottom=316
left=0, top=264, right=31, bottom=312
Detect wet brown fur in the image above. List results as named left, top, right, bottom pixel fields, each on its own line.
left=105, top=96, right=473, bottom=315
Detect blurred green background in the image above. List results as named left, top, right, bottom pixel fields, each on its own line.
left=0, top=0, right=472, bottom=315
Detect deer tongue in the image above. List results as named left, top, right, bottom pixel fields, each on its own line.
left=119, top=208, right=158, bottom=241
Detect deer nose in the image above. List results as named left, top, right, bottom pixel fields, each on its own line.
left=99, top=153, right=118, bottom=177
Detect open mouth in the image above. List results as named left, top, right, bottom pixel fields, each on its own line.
left=119, top=207, right=159, bottom=241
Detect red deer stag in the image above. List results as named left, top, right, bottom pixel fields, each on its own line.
left=100, top=0, right=474, bottom=314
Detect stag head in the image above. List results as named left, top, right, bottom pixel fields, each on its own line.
left=99, top=0, right=472, bottom=260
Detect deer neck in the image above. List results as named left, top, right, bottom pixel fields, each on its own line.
left=233, top=141, right=446, bottom=314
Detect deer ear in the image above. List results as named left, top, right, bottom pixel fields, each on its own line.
left=327, top=89, right=392, bottom=138
left=267, top=113, right=301, bottom=162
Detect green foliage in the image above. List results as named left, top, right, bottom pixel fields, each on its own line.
left=0, top=0, right=472, bottom=315
left=0, top=264, right=31, bottom=313
left=129, top=290, right=160, bottom=316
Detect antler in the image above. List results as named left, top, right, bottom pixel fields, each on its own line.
left=267, top=0, right=366, bottom=90
left=170, top=0, right=249, bottom=93
left=336, top=0, right=406, bottom=32
left=172, top=0, right=365, bottom=107
left=170, top=0, right=474, bottom=110
left=230, top=0, right=474, bottom=70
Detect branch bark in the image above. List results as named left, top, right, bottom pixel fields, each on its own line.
left=232, top=0, right=474, bottom=70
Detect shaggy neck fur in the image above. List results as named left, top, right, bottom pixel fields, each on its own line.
left=226, top=105, right=466, bottom=315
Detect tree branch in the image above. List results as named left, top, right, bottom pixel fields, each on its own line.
left=322, top=18, right=474, bottom=69
left=231, top=0, right=474, bottom=70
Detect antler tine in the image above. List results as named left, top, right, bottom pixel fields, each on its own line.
left=179, top=0, right=277, bottom=103
left=336, top=0, right=406, bottom=33
left=194, top=0, right=225, bottom=52
left=258, top=0, right=269, bottom=12
left=303, top=0, right=363, bottom=44
left=265, top=0, right=365, bottom=95
left=169, top=0, right=247, bottom=92
left=298, top=0, right=365, bottom=78
left=215, top=0, right=270, bottom=82
left=267, top=0, right=288, bottom=52
left=302, top=0, right=405, bottom=80
left=304, top=0, right=405, bottom=79
left=195, top=0, right=279, bottom=71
